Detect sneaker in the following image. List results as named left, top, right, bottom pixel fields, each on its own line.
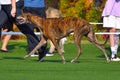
left=30, top=52, right=38, bottom=57
left=46, top=52, right=54, bottom=56
left=111, top=57, right=120, bottom=61
left=31, top=54, right=38, bottom=57
left=38, top=48, right=49, bottom=62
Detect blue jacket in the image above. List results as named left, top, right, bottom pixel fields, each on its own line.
left=24, top=0, right=45, bottom=8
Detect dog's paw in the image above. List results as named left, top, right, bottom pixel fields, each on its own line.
left=24, top=55, right=30, bottom=58
left=106, top=58, right=110, bottom=63
left=62, top=59, right=66, bottom=64
left=71, top=59, right=76, bottom=63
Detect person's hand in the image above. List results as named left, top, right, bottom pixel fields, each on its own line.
left=11, top=7, right=16, bottom=17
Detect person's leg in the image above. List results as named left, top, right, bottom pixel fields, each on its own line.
left=49, top=40, right=55, bottom=53
left=46, top=37, right=67, bottom=56
left=109, top=28, right=116, bottom=57
left=46, top=40, right=55, bottom=56
left=0, top=10, right=8, bottom=26
left=0, top=10, right=9, bottom=40
left=0, top=28, right=1, bottom=41
left=59, top=37, right=67, bottom=53
left=17, top=23, right=40, bottom=52
left=1, top=33, right=12, bottom=51
left=110, top=28, right=120, bottom=61
left=1, top=21, right=13, bottom=51
left=114, top=17, right=120, bottom=58
left=103, top=16, right=120, bottom=61
left=114, top=33, right=119, bottom=54
left=17, top=23, right=47, bottom=57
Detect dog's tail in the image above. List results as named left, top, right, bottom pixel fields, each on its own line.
left=101, top=29, right=109, bottom=45
left=87, top=25, right=109, bottom=46
left=93, top=32, right=109, bottom=46
left=101, top=36, right=109, bottom=46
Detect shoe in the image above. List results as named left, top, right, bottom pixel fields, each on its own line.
left=31, top=54, right=38, bottom=57
left=46, top=52, right=54, bottom=56
left=38, top=48, right=49, bottom=62
left=0, top=49, right=8, bottom=52
left=111, top=57, right=120, bottom=61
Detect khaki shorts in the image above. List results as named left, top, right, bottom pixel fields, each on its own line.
left=103, top=16, right=120, bottom=29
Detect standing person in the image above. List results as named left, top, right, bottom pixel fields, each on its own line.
left=0, top=0, right=47, bottom=61
left=102, top=0, right=120, bottom=61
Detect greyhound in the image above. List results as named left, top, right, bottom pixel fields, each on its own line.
left=17, top=13, right=110, bottom=64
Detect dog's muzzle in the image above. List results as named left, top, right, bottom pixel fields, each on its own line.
left=16, top=16, right=27, bottom=25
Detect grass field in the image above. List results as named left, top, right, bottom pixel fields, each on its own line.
left=0, top=40, right=120, bottom=80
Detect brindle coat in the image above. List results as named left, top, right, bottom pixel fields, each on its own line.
left=18, top=13, right=110, bottom=64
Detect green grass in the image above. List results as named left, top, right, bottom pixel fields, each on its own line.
left=0, top=40, right=120, bottom=80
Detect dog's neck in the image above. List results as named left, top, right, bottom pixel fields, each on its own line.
left=27, top=14, right=44, bottom=30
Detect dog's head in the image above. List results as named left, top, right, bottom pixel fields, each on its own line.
left=16, top=13, right=32, bottom=24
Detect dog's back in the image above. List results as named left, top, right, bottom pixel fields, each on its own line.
left=36, top=17, right=90, bottom=40
left=21, top=13, right=90, bottom=39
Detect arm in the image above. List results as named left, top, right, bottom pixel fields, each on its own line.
left=11, top=0, right=16, bottom=17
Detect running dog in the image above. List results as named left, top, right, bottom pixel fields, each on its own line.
left=18, top=13, right=110, bottom=64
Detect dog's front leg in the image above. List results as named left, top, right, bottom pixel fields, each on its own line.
left=24, top=37, right=47, bottom=58
left=52, top=39, right=66, bottom=64
left=57, top=45, right=66, bottom=64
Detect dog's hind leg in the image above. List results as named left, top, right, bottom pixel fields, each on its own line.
left=86, top=31, right=110, bottom=62
left=71, top=35, right=83, bottom=63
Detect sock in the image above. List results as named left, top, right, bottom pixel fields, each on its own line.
left=111, top=46, right=116, bottom=58
left=114, top=34, right=119, bottom=54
